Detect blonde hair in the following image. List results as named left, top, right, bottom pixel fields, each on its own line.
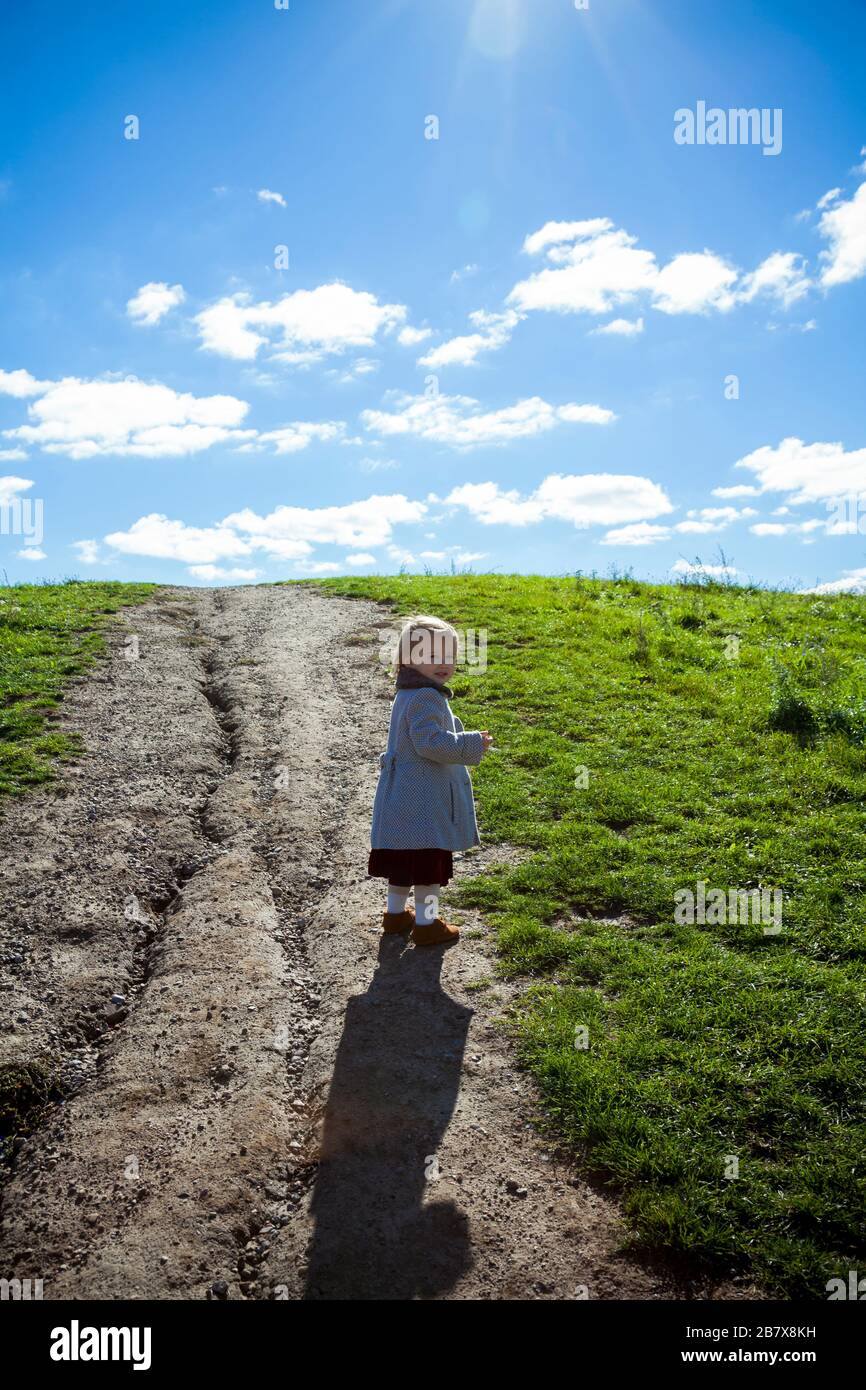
left=394, top=613, right=459, bottom=669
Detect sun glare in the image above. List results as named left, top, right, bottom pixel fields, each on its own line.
left=468, top=0, right=527, bottom=61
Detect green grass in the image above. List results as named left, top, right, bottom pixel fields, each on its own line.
left=308, top=571, right=866, bottom=1296
left=0, top=580, right=156, bottom=797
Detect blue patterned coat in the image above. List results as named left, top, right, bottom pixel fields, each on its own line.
left=370, top=688, right=485, bottom=851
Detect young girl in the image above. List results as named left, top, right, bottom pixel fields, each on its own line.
left=368, top=614, right=493, bottom=946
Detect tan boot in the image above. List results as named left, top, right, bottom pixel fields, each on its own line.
left=381, top=909, right=414, bottom=935
left=410, top=917, right=460, bottom=947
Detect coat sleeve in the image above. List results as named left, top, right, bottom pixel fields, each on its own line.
left=405, top=690, right=485, bottom=766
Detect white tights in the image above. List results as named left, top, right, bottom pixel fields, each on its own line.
left=386, top=883, right=440, bottom=925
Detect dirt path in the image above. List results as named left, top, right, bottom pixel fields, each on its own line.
left=0, top=585, right=756, bottom=1300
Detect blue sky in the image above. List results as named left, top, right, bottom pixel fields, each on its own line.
left=1, top=0, right=865, bottom=590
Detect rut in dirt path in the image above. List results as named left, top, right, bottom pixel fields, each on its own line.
left=0, top=584, right=760, bottom=1301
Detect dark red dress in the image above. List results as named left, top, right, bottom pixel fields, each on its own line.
left=367, top=847, right=454, bottom=888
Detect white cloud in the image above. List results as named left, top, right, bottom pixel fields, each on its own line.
left=452, top=550, right=487, bottom=564
left=601, top=522, right=672, bottom=546
left=257, top=188, right=287, bottom=207
left=750, top=523, right=789, bottom=537
left=96, top=507, right=401, bottom=579
left=358, top=455, right=400, bottom=472
left=652, top=251, right=738, bottom=314
left=511, top=220, right=658, bottom=316
left=446, top=473, right=672, bottom=528
left=397, top=326, right=433, bottom=346
left=419, top=546, right=487, bottom=564
left=591, top=316, right=645, bottom=337
left=735, top=436, right=866, bottom=503
left=511, top=215, right=826, bottom=322
left=0, top=368, right=52, bottom=398
left=557, top=403, right=617, bottom=424
left=750, top=518, right=826, bottom=537
left=737, top=252, right=811, bottom=308
left=327, top=357, right=380, bottom=383
left=450, top=263, right=479, bottom=282
left=126, top=281, right=186, bottom=326
left=2, top=374, right=252, bottom=459
left=711, top=484, right=761, bottom=498
left=221, top=494, right=427, bottom=553
left=521, top=219, right=612, bottom=257
left=239, top=421, right=346, bottom=455
left=0, top=369, right=347, bottom=461
left=345, top=552, right=376, bottom=566
left=793, top=318, right=817, bottom=332
left=600, top=504, right=755, bottom=546
left=818, top=180, right=866, bottom=287
left=0, top=448, right=28, bottom=460
left=194, top=283, right=407, bottom=364
left=816, top=187, right=842, bottom=211
left=0, top=475, right=36, bottom=504
left=188, top=564, right=262, bottom=580
left=418, top=310, right=520, bottom=368
left=385, top=545, right=416, bottom=565
left=804, top=568, right=866, bottom=595
left=362, top=391, right=615, bottom=448
left=105, top=515, right=258, bottom=564
left=293, top=560, right=342, bottom=575
left=671, top=559, right=738, bottom=577
left=18, top=547, right=45, bottom=561
left=674, top=506, right=757, bottom=534
left=71, top=539, right=100, bottom=564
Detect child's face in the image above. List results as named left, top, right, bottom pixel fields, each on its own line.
left=409, top=630, right=457, bottom=683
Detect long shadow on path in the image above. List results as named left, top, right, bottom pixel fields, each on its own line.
left=303, top=936, right=474, bottom=1299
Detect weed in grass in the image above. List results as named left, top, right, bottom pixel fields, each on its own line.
left=0, top=1062, right=61, bottom=1165
left=768, top=672, right=819, bottom=745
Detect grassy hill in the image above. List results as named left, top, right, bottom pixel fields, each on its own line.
left=315, top=571, right=866, bottom=1297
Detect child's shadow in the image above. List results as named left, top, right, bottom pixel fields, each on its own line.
left=303, top=935, right=474, bottom=1300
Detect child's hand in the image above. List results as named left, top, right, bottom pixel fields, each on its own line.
left=480, top=730, right=494, bottom=753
